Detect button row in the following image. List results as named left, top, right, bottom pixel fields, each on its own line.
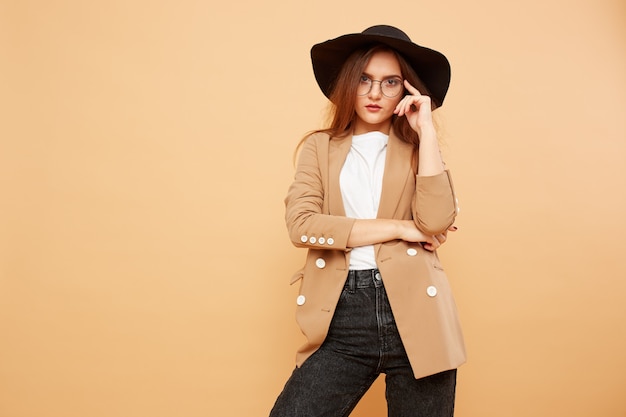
left=300, top=235, right=335, bottom=246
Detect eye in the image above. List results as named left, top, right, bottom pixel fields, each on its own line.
left=384, top=78, right=402, bottom=87
left=359, top=75, right=370, bottom=83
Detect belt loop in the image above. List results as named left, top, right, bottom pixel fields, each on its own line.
left=348, top=270, right=356, bottom=294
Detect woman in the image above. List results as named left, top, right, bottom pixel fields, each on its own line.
left=270, top=25, right=466, bottom=417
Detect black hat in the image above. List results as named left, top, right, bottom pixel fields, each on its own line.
left=311, top=25, right=451, bottom=107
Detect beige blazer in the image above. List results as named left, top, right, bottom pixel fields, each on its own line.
left=284, top=129, right=466, bottom=380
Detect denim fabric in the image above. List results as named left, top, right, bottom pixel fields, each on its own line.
left=270, top=269, right=457, bottom=417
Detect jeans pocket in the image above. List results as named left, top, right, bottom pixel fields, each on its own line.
left=337, top=287, right=352, bottom=303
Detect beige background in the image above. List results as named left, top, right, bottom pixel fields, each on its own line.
left=1, top=0, right=625, bottom=416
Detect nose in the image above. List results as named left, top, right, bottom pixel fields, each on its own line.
left=368, top=80, right=383, bottom=99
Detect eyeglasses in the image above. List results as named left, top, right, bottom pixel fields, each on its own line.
left=357, top=75, right=404, bottom=98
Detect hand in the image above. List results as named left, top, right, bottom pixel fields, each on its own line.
left=393, top=80, right=435, bottom=134
left=398, top=221, right=457, bottom=252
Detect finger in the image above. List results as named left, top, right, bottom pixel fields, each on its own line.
left=403, top=79, right=421, bottom=96
left=401, top=95, right=429, bottom=115
left=444, top=225, right=457, bottom=237
left=423, top=240, right=439, bottom=252
left=396, top=96, right=419, bottom=116
left=431, top=234, right=446, bottom=249
left=394, top=99, right=410, bottom=116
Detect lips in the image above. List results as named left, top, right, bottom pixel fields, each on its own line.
left=365, top=104, right=381, bottom=111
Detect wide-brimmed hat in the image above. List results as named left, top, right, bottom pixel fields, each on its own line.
left=311, top=25, right=451, bottom=107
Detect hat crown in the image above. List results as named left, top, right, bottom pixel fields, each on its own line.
left=361, top=25, right=411, bottom=42
left=311, top=25, right=451, bottom=108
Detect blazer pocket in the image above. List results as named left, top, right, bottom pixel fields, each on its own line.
left=290, top=268, right=304, bottom=285
left=433, top=262, right=445, bottom=271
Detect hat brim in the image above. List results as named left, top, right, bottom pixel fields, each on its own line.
left=311, top=32, right=451, bottom=108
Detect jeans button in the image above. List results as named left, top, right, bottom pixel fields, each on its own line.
left=374, top=272, right=381, bottom=280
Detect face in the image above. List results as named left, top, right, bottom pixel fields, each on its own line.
left=353, top=50, right=404, bottom=135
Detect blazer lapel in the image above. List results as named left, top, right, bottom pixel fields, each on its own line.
left=377, top=128, right=413, bottom=220
left=327, top=135, right=352, bottom=216
left=325, top=130, right=413, bottom=219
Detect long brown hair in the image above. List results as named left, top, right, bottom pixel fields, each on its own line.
left=295, top=44, right=436, bottom=159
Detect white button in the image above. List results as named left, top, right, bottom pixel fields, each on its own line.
left=374, top=272, right=382, bottom=281
left=407, top=248, right=418, bottom=256
left=326, top=238, right=334, bottom=245
left=309, top=236, right=317, bottom=244
left=318, top=237, right=326, bottom=245
left=300, top=235, right=308, bottom=243
left=296, top=295, right=306, bottom=305
left=315, top=258, right=326, bottom=269
left=426, top=286, right=437, bottom=297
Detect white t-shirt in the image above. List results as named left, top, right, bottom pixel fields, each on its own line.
left=339, top=131, right=388, bottom=270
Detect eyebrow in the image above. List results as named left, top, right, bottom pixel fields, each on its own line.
left=362, top=71, right=403, bottom=79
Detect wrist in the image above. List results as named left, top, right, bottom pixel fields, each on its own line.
left=395, top=219, right=410, bottom=240
left=416, top=124, right=437, bottom=140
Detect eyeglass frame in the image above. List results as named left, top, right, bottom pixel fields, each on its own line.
left=356, top=75, right=405, bottom=98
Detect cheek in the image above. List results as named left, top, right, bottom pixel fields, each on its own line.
left=383, top=98, right=401, bottom=115
left=355, top=95, right=367, bottom=106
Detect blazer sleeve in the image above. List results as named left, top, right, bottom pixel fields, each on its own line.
left=284, top=134, right=355, bottom=251
left=412, top=170, right=459, bottom=235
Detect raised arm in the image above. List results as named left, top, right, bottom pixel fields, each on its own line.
left=395, top=80, right=458, bottom=234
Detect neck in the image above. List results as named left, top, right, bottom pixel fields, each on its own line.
left=353, top=119, right=392, bottom=135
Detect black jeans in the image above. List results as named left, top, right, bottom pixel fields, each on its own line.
left=270, top=269, right=457, bottom=417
